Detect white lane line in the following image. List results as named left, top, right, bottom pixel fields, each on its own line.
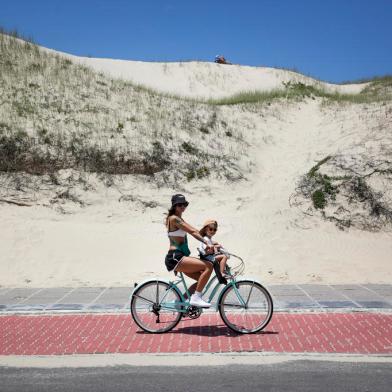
left=44, top=287, right=78, bottom=310
left=295, top=285, right=324, bottom=308
left=16, top=288, right=44, bottom=304
left=326, top=284, right=364, bottom=308
left=0, top=288, right=15, bottom=297
left=357, top=284, right=392, bottom=305
left=86, top=287, right=109, bottom=307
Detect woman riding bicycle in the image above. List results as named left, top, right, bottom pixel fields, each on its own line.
left=165, top=194, right=214, bottom=308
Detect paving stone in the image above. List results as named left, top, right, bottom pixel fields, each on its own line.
left=298, top=285, right=343, bottom=295
left=329, top=285, right=380, bottom=301
left=0, top=285, right=391, bottom=313
left=269, top=286, right=304, bottom=295
left=87, top=304, right=125, bottom=311
left=272, top=294, right=312, bottom=300
left=55, top=287, right=105, bottom=304
left=0, top=288, right=43, bottom=304
left=0, top=288, right=13, bottom=296
left=45, top=304, right=85, bottom=311
left=274, top=300, right=320, bottom=309
left=22, top=288, right=73, bottom=305
left=304, top=293, right=348, bottom=301
left=356, top=301, right=392, bottom=309
left=298, top=284, right=335, bottom=290
left=1, top=313, right=391, bottom=355
left=93, top=287, right=131, bottom=306
left=363, top=284, right=392, bottom=290
left=318, top=301, right=360, bottom=308
left=362, top=285, right=392, bottom=296
left=5, top=304, right=46, bottom=311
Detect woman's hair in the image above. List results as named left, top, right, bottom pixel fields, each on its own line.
left=165, top=205, right=177, bottom=227
left=199, top=221, right=218, bottom=237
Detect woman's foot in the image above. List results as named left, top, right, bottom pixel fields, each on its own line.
left=189, top=293, right=211, bottom=308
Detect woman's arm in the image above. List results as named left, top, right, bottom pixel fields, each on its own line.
left=173, top=216, right=209, bottom=245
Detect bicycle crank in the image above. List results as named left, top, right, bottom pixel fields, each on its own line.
left=185, top=305, right=202, bottom=319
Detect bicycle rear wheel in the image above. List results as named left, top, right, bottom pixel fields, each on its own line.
left=219, top=280, right=273, bottom=334
left=131, top=280, right=182, bottom=333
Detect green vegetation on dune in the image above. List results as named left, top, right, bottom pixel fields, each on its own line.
left=296, top=156, right=392, bottom=231
left=0, top=32, right=248, bottom=183
left=208, top=79, right=392, bottom=106
left=339, top=74, right=392, bottom=85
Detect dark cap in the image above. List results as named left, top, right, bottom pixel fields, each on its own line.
left=171, top=194, right=189, bottom=207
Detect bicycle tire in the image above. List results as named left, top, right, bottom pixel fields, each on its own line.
left=218, top=280, right=273, bottom=334
left=131, top=280, right=183, bottom=333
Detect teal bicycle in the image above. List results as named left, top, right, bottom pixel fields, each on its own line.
left=130, top=253, right=273, bottom=334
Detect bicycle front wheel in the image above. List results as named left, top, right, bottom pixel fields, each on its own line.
left=131, top=280, right=182, bottom=333
left=219, top=280, right=273, bottom=334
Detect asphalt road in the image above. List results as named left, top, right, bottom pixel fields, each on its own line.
left=1, top=361, right=391, bottom=392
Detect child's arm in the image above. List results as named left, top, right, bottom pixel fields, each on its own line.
left=213, top=241, right=222, bottom=249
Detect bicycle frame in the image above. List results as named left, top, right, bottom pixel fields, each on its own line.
left=131, top=252, right=273, bottom=334
left=160, top=272, right=248, bottom=312
left=131, top=260, right=254, bottom=313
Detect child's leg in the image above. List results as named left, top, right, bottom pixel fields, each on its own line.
left=215, top=254, right=228, bottom=274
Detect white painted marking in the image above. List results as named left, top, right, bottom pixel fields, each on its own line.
left=16, top=289, right=44, bottom=304
left=0, top=288, right=15, bottom=297
left=295, top=285, right=324, bottom=308
left=326, top=284, right=364, bottom=308
left=44, top=287, right=78, bottom=310
left=86, top=287, right=109, bottom=307
left=357, top=284, right=392, bottom=305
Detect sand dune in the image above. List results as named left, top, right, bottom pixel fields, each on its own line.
left=0, top=36, right=391, bottom=288
left=40, top=45, right=366, bottom=98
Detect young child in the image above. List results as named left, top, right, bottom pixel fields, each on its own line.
left=198, top=219, right=229, bottom=284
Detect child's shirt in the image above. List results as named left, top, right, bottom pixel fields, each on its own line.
left=198, top=236, right=214, bottom=256
left=198, top=236, right=230, bottom=258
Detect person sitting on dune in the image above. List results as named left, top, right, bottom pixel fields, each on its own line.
left=214, top=54, right=231, bottom=64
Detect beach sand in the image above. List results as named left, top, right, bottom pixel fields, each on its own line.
left=0, top=44, right=391, bottom=288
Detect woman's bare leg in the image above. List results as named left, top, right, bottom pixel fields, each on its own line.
left=175, top=257, right=213, bottom=292
left=182, top=271, right=200, bottom=298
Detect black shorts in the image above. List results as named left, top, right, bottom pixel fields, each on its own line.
left=165, top=249, right=186, bottom=272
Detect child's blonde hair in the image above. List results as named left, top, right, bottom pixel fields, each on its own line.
left=199, top=219, right=218, bottom=237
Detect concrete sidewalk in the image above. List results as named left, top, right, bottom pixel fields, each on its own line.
left=0, top=284, right=392, bottom=313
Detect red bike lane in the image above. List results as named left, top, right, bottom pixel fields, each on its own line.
left=1, top=312, right=391, bottom=356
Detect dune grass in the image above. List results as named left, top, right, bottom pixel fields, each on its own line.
left=0, top=30, right=248, bottom=182
left=208, top=80, right=392, bottom=106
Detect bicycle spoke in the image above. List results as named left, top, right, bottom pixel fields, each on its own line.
left=219, top=281, right=273, bottom=333
left=131, top=280, right=182, bottom=333
left=245, top=281, right=254, bottom=307
left=132, top=293, right=155, bottom=305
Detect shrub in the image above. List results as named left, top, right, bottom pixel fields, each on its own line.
left=181, top=142, right=198, bottom=155
left=312, top=189, right=327, bottom=209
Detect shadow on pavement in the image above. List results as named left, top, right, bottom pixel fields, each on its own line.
left=136, top=324, right=279, bottom=337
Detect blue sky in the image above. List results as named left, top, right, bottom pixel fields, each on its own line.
left=1, top=0, right=391, bottom=82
